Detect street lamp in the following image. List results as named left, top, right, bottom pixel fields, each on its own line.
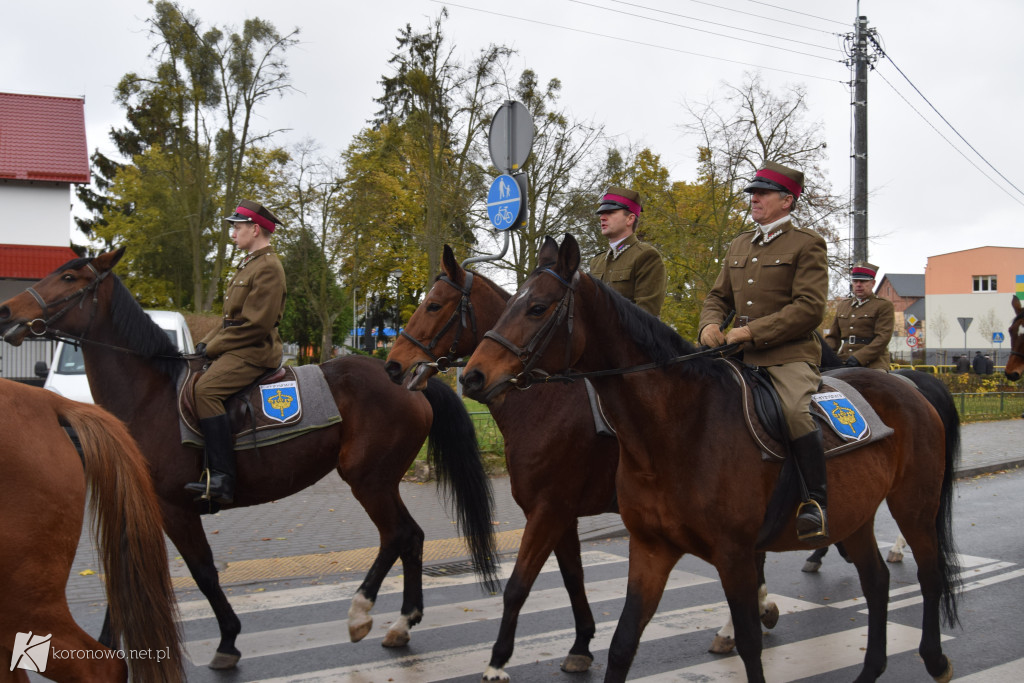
left=351, top=285, right=359, bottom=349
left=391, top=269, right=403, bottom=341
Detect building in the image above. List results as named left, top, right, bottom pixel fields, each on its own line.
left=0, top=92, right=89, bottom=382
left=923, top=246, right=1023, bottom=366
left=876, top=273, right=925, bottom=363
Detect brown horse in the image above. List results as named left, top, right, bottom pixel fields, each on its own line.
left=0, top=379, right=183, bottom=683
left=1005, top=295, right=1024, bottom=381
left=384, top=245, right=778, bottom=679
left=0, top=248, right=499, bottom=670
left=461, top=235, right=961, bottom=683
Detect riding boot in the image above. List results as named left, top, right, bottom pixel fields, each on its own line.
left=184, top=414, right=236, bottom=505
left=791, top=428, right=828, bottom=541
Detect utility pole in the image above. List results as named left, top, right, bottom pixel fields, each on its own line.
left=851, top=14, right=870, bottom=265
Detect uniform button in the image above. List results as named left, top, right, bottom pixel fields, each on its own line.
left=752, top=257, right=758, bottom=263
left=746, top=301, right=753, bottom=306
left=775, top=259, right=780, bottom=263
left=747, top=279, right=754, bottom=284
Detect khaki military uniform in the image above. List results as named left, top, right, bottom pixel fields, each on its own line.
left=589, top=233, right=667, bottom=318
left=699, top=220, right=828, bottom=437
left=824, top=294, right=894, bottom=370
left=196, top=246, right=287, bottom=417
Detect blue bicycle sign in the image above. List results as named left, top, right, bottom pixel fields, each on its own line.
left=487, top=174, right=522, bottom=230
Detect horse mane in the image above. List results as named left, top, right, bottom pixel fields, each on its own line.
left=466, top=269, right=512, bottom=302
left=108, top=275, right=185, bottom=377
left=588, top=276, right=729, bottom=383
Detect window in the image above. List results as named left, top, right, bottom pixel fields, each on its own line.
left=972, top=275, right=997, bottom=292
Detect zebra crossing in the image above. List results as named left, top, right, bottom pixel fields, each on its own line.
left=177, top=542, right=1024, bottom=682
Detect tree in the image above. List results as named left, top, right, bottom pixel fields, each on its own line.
left=89, top=1, right=297, bottom=311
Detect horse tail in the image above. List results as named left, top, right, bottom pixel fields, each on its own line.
left=895, top=369, right=963, bottom=626
left=421, top=377, right=501, bottom=593
left=56, top=397, right=185, bottom=682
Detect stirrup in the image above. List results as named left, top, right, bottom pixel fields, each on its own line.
left=186, top=469, right=214, bottom=502
left=796, top=499, right=829, bottom=541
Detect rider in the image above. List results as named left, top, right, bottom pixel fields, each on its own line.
left=698, top=161, right=830, bottom=541
left=184, top=199, right=287, bottom=505
left=824, top=262, right=895, bottom=370
left=588, top=186, right=667, bottom=318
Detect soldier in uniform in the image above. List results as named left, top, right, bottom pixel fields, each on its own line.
left=184, top=199, right=288, bottom=505
left=698, top=161, right=830, bottom=540
left=824, top=262, right=894, bottom=370
left=588, top=186, right=667, bottom=318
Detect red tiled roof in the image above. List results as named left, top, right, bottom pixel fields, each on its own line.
left=0, top=92, right=90, bottom=184
left=0, top=244, right=79, bottom=279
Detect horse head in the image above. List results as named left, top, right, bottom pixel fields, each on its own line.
left=1005, top=295, right=1024, bottom=382
left=461, top=234, right=585, bottom=404
left=0, top=247, right=125, bottom=346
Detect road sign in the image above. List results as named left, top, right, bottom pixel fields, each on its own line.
left=993, top=332, right=1005, bottom=343
left=906, top=325, right=917, bottom=336
left=906, top=335, right=919, bottom=348
left=487, top=174, right=522, bottom=230
left=957, top=317, right=973, bottom=333
left=906, top=314, right=918, bottom=326
left=489, top=101, right=534, bottom=173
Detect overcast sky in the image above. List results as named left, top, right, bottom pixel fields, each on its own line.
left=5, top=0, right=1022, bottom=282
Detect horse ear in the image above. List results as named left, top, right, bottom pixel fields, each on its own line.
left=1014, top=294, right=1022, bottom=315
left=442, top=245, right=463, bottom=285
left=557, top=234, right=581, bottom=278
left=92, top=246, right=126, bottom=273
left=537, top=235, right=559, bottom=268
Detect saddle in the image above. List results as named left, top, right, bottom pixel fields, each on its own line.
left=177, top=360, right=342, bottom=450
left=720, top=359, right=893, bottom=461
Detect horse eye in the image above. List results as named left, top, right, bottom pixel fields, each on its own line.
left=528, top=303, right=548, bottom=317
left=61, top=273, right=75, bottom=281
left=427, top=303, right=442, bottom=312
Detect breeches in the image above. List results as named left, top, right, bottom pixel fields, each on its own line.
left=195, top=353, right=271, bottom=419
left=763, top=361, right=821, bottom=439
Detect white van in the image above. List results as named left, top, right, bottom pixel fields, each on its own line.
left=38, top=310, right=195, bottom=403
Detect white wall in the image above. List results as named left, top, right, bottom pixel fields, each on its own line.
left=925, top=292, right=1016, bottom=352
left=2, top=183, right=73, bottom=247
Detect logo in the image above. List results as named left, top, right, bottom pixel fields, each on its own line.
left=11, top=632, right=51, bottom=672
left=260, top=381, right=301, bottom=422
left=812, top=391, right=867, bottom=441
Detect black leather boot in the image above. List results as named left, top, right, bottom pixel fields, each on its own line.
left=184, top=414, right=235, bottom=505
left=792, top=428, right=828, bottom=541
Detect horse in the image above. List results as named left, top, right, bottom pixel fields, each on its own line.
left=1005, top=294, right=1024, bottom=381
left=0, top=379, right=183, bottom=683
left=461, top=234, right=961, bottom=683
left=384, top=245, right=778, bottom=678
left=0, top=247, right=499, bottom=670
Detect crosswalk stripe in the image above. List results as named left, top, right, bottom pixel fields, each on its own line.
left=882, top=566, right=1024, bottom=613
left=184, top=567, right=716, bottom=665
left=955, top=657, right=1024, bottom=682
left=252, top=596, right=822, bottom=683
left=826, top=558, right=1013, bottom=609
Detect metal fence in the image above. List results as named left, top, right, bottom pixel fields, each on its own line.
left=0, top=337, right=55, bottom=386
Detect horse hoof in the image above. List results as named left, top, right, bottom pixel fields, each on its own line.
left=208, top=651, right=240, bottom=670
left=482, top=665, right=510, bottom=681
left=349, top=615, right=373, bottom=642
left=560, top=653, right=593, bottom=673
left=708, top=635, right=735, bottom=654
left=887, top=549, right=904, bottom=563
left=382, top=629, right=410, bottom=648
left=933, top=657, right=953, bottom=683
left=802, top=560, right=822, bottom=573
left=760, top=602, right=780, bottom=630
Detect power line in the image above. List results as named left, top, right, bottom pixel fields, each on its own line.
left=435, top=1, right=843, bottom=83
left=870, top=37, right=1024, bottom=201
left=744, top=0, right=849, bottom=28
left=872, top=66, right=1024, bottom=209
left=596, top=0, right=842, bottom=52
left=670, top=0, right=843, bottom=34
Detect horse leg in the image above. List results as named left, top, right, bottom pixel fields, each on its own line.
left=346, top=479, right=425, bottom=647
left=605, top=537, right=680, bottom=683
left=716, top=551, right=768, bottom=683
left=839, top=524, right=890, bottom=683
left=162, top=506, right=242, bottom=669
left=710, top=552, right=777, bottom=654
left=483, top=515, right=590, bottom=682
left=802, top=544, right=829, bottom=572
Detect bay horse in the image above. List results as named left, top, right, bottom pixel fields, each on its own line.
left=384, top=245, right=778, bottom=679
left=0, top=247, right=499, bottom=670
left=1005, top=294, right=1024, bottom=381
left=0, top=379, right=182, bottom=683
left=461, top=234, right=961, bottom=683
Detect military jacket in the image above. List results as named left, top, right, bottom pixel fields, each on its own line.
left=588, top=233, right=667, bottom=318
left=824, top=294, right=894, bottom=370
left=699, top=220, right=827, bottom=366
left=201, top=246, right=287, bottom=368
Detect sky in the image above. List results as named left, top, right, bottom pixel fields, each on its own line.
left=5, top=0, right=1022, bottom=283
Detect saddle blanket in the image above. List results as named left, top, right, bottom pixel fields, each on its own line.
left=179, top=363, right=342, bottom=450
left=723, top=361, right=894, bottom=462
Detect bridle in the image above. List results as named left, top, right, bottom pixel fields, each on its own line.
left=24, top=263, right=111, bottom=343
left=482, top=267, right=578, bottom=391
left=399, top=272, right=478, bottom=372
left=1009, top=311, right=1024, bottom=362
